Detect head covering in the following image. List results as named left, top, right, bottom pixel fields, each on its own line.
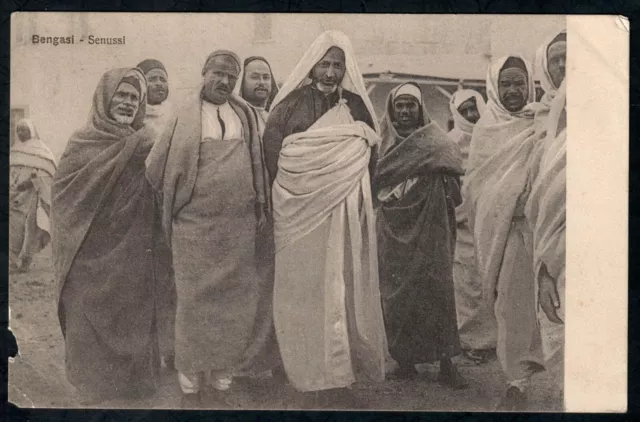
left=137, top=59, right=167, bottom=76
left=239, top=56, right=280, bottom=111
left=449, top=89, right=486, bottom=134
left=485, top=54, right=535, bottom=120
left=536, top=29, right=567, bottom=97
left=270, top=30, right=379, bottom=133
left=379, top=82, right=431, bottom=156
left=500, top=56, right=529, bottom=75
left=549, top=31, right=567, bottom=49
left=16, top=118, right=40, bottom=141
left=11, top=118, right=56, bottom=171
left=465, top=56, right=536, bottom=173
left=82, top=68, right=147, bottom=136
left=393, top=83, right=423, bottom=105
left=119, top=75, right=143, bottom=96
left=202, top=50, right=241, bottom=76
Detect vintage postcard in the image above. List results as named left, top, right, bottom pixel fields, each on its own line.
left=8, top=13, right=627, bottom=412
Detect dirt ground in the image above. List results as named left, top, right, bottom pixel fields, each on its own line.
left=8, top=246, right=562, bottom=412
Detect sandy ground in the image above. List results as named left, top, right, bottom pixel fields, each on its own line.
left=8, top=246, right=562, bottom=412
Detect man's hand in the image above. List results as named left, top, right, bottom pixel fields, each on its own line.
left=539, top=264, right=563, bottom=324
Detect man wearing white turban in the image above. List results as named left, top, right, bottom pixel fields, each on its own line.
left=262, top=30, right=386, bottom=409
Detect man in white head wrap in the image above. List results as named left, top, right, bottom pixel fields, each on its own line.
left=262, top=30, right=386, bottom=409
left=463, top=54, right=543, bottom=410
left=448, top=89, right=499, bottom=365
left=464, top=35, right=566, bottom=409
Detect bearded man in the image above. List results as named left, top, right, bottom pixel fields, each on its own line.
left=53, top=68, right=160, bottom=403
left=146, top=50, right=269, bottom=409
left=262, top=30, right=386, bottom=409
left=374, top=83, right=468, bottom=389
left=239, top=56, right=279, bottom=134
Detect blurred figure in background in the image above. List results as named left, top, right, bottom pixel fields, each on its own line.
left=9, top=119, right=57, bottom=273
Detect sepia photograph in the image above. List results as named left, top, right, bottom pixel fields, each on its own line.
left=7, top=12, right=626, bottom=412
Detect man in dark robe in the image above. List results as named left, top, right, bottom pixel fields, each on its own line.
left=145, top=50, right=269, bottom=409
left=53, top=68, right=160, bottom=403
left=374, top=82, right=468, bottom=389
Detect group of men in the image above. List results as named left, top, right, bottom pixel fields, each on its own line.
left=10, top=28, right=566, bottom=411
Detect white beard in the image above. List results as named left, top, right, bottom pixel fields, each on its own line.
left=114, top=114, right=135, bottom=125
left=316, top=82, right=338, bottom=94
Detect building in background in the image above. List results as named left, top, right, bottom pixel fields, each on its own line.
left=11, top=13, right=565, bottom=156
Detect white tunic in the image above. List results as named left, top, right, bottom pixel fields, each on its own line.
left=201, top=101, right=243, bottom=142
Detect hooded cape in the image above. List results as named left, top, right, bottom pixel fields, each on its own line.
left=374, top=83, right=464, bottom=363
left=448, top=89, right=486, bottom=174
left=270, top=30, right=386, bottom=392
left=463, top=55, right=539, bottom=305
left=53, top=68, right=149, bottom=300
left=52, top=67, right=164, bottom=395
left=269, top=30, right=379, bottom=134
